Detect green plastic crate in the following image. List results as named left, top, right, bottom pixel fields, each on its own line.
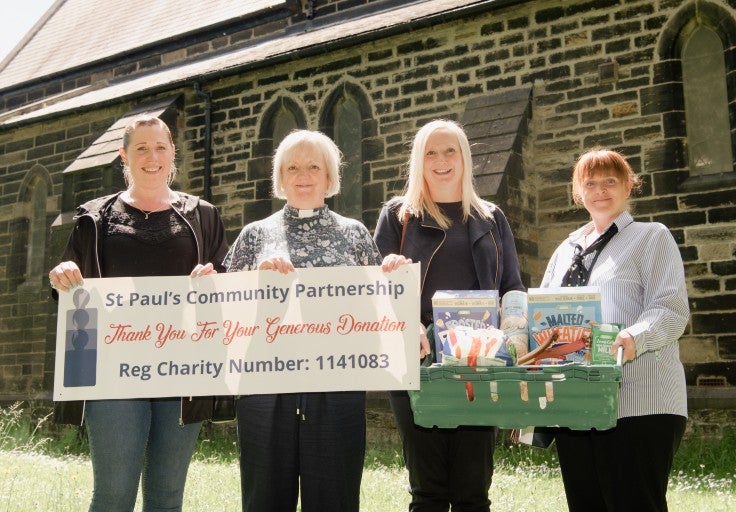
left=409, top=363, right=622, bottom=430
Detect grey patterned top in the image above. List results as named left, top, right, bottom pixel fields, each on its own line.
left=224, top=205, right=382, bottom=271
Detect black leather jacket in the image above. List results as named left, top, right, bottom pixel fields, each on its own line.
left=52, top=191, right=231, bottom=425
left=374, top=197, right=525, bottom=323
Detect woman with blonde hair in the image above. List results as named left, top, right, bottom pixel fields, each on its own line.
left=375, top=119, right=525, bottom=511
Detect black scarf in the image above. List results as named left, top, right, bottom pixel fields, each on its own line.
left=560, top=224, right=618, bottom=287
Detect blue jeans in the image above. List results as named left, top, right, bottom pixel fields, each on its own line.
left=84, top=398, right=202, bottom=512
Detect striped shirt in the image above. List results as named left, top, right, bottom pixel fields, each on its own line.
left=541, top=211, right=689, bottom=419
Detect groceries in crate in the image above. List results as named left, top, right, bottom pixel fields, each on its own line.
left=431, top=287, right=612, bottom=366
left=438, top=325, right=514, bottom=367
left=413, top=289, right=622, bottom=432
left=526, top=287, right=602, bottom=364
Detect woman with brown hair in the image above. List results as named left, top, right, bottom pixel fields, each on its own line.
left=49, top=116, right=228, bottom=512
left=542, top=148, right=689, bottom=512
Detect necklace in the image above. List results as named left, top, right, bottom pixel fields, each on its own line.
left=122, top=191, right=175, bottom=219
left=127, top=201, right=171, bottom=219
left=139, top=208, right=161, bottom=219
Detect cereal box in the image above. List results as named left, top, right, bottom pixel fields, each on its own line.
left=431, top=290, right=500, bottom=363
left=526, top=287, right=601, bottom=364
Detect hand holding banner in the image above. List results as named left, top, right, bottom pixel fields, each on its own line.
left=53, top=263, right=420, bottom=400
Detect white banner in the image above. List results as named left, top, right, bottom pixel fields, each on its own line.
left=53, top=264, right=420, bottom=400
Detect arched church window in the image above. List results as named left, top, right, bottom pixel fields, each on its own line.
left=332, top=95, right=363, bottom=220
left=26, top=177, right=48, bottom=280
left=681, top=25, right=733, bottom=174
left=271, top=105, right=299, bottom=213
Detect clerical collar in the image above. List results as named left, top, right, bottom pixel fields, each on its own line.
left=284, top=204, right=327, bottom=219
left=297, top=208, right=317, bottom=218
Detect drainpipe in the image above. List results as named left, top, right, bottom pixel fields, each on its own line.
left=194, top=82, right=212, bottom=202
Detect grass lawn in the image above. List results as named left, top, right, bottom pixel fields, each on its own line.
left=2, top=402, right=735, bottom=511
left=2, top=439, right=735, bottom=511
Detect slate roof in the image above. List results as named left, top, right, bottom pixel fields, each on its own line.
left=0, top=0, right=523, bottom=127
left=0, top=0, right=288, bottom=90
left=2, top=0, right=533, bottom=213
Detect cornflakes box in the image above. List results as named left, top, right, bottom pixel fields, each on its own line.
left=432, top=290, right=500, bottom=363
left=526, top=287, right=601, bottom=364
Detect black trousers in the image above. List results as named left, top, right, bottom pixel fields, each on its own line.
left=236, top=391, right=366, bottom=512
left=555, top=414, right=687, bottom=512
left=390, top=390, right=496, bottom=512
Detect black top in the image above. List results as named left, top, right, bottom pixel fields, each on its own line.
left=421, top=202, right=478, bottom=320
left=374, top=195, right=525, bottom=327
left=100, top=198, right=197, bottom=277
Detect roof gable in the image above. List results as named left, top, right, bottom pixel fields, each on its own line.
left=1, top=0, right=502, bottom=126
left=0, top=0, right=288, bottom=89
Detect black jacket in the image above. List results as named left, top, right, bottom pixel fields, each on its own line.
left=53, top=191, right=231, bottom=425
left=374, top=197, right=525, bottom=323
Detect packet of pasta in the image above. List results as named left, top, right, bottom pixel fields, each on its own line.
left=500, top=290, right=528, bottom=362
left=438, top=325, right=513, bottom=367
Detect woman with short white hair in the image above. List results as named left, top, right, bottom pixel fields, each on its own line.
left=225, top=129, right=382, bottom=512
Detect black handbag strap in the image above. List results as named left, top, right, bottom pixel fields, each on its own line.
left=399, top=209, right=410, bottom=255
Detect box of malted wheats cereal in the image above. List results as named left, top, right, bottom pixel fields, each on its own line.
left=526, top=287, right=601, bottom=364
